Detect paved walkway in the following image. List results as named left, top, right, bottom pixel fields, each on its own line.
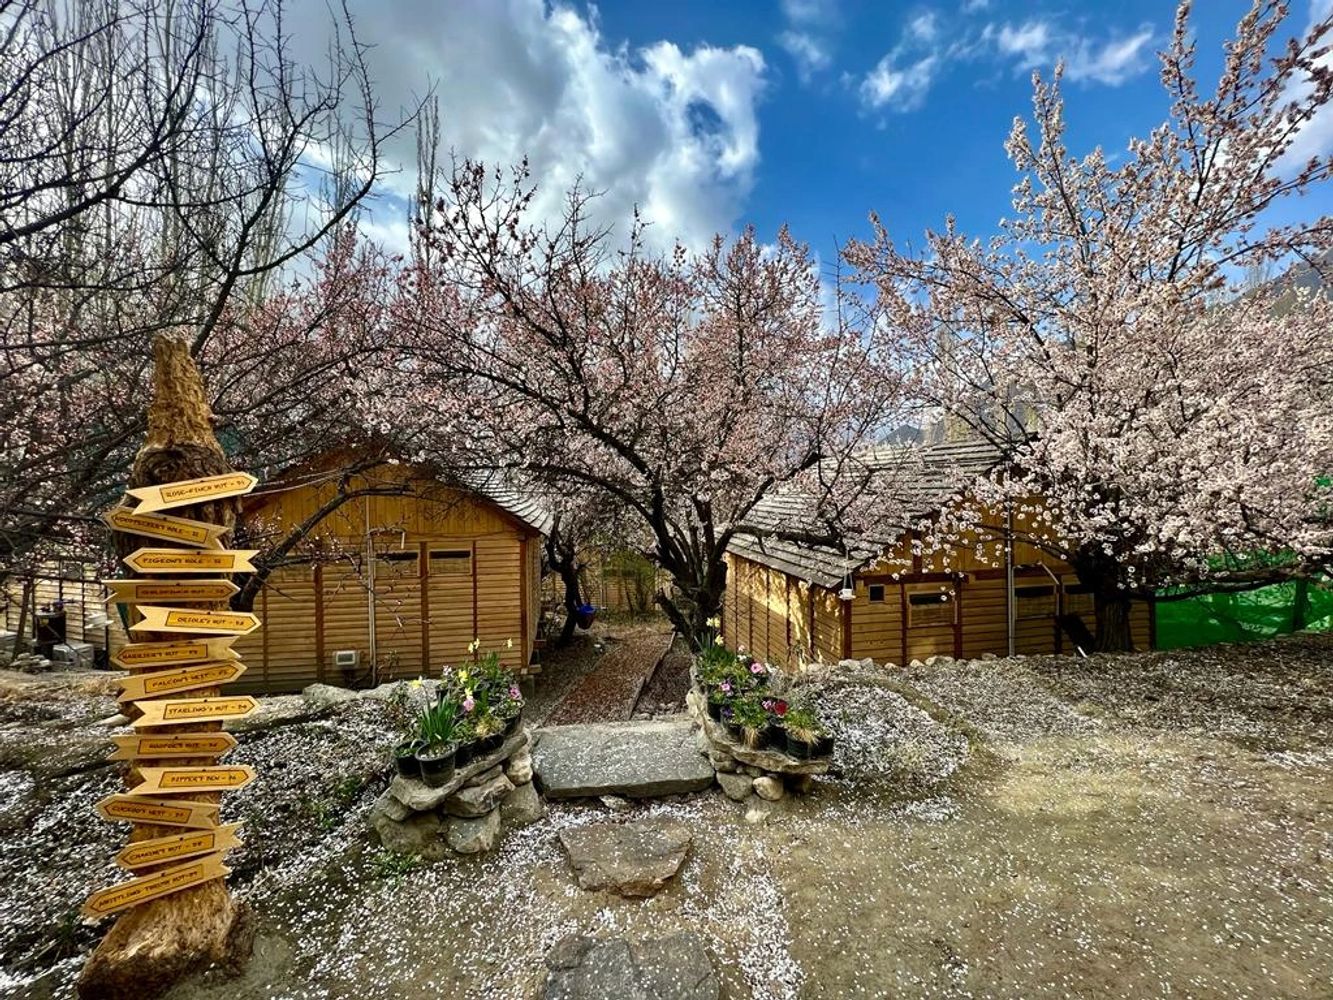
left=543, top=631, right=674, bottom=725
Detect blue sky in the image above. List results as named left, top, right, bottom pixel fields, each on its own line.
left=320, top=0, right=1331, bottom=261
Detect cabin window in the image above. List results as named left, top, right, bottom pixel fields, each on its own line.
left=1015, top=584, right=1056, bottom=618
left=868, top=584, right=886, bottom=603
left=429, top=549, right=472, bottom=576
left=376, top=549, right=419, bottom=577
left=907, top=589, right=956, bottom=627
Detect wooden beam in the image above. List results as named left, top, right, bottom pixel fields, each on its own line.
left=419, top=541, right=430, bottom=672
left=840, top=592, right=852, bottom=660
left=899, top=584, right=909, bottom=666
left=313, top=564, right=326, bottom=684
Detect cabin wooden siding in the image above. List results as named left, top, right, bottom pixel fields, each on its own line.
left=724, top=499, right=1151, bottom=667
left=230, top=469, right=541, bottom=693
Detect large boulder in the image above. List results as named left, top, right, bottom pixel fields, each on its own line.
left=533, top=720, right=715, bottom=799
left=372, top=811, right=449, bottom=860
left=541, top=933, right=718, bottom=1000
left=500, top=780, right=545, bottom=826
left=558, top=819, right=692, bottom=897
left=301, top=683, right=359, bottom=709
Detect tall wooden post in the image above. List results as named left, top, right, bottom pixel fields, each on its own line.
left=78, top=336, right=256, bottom=999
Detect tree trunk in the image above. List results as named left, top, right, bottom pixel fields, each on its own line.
left=78, top=335, right=254, bottom=999
left=1072, top=543, right=1136, bottom=653
left=654, top=560, right=727, bottom=652
left=543, top=514, right=585, bottom=648
left=13, top=576, right=34, bottom=655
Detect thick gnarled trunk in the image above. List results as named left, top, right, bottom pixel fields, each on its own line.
left=1072, top=542, right=1137, bottom=653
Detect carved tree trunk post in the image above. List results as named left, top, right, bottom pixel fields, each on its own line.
left=78, top=336, right=255, bottom=999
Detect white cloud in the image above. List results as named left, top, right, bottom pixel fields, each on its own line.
left=284, top=0, right=767, bottom=254
left=1277, top=0, right=1333, bottom=169
left=988, top=19, right=1153, bottom=84
left=993, top=20, right=1054, bottom=69
left=908, top=12, right=940, bottom=44
left=1065, top=28, right=1155, bottom=84
left=961, top=0, right=990, bottom=11
left=779, top=30, right=833, bottom=81
left=782, top=0, right=833, bottom=26
left=861, top=54, right=939, bottom=111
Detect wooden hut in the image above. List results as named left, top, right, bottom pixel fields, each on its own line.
left=230, top=460, right=550, bottom=693
left=723, top=440, right=1152, bottom=668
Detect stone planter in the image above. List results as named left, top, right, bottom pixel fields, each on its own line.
left=369, top=728, right=544, bottom=859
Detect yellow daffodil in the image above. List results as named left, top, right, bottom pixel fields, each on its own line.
left=706, top=616, right=720, bottom=629
left=713, top=634, right=724, bottom=646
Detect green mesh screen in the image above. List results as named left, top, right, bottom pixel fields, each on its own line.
left=1154, top=576, right=1333, bottom=649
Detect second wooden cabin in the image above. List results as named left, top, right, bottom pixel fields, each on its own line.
left=723, top=440, right=1151, bottom=667
left=230, top=459, right=549, bottom=693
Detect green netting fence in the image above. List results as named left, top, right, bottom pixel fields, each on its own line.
left=1154, top=576, right=1333, bottom=649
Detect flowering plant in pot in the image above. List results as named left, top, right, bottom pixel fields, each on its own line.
left=780, top=704, right=829, bottom=760
left=732, top=697, right=771, bottom=751
left=415, top=698, right=460, bottom=787
left=761, top=698, right=788, bottom=747
left=393, top=737, right=425, bottom=778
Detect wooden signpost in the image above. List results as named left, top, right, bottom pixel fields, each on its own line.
left=111, top=637, right=239, bottom=669
left=128, top=606, right=261, bottom=636
left=108, top=733, right=238, bottom=761
left=131, top=695, right=260, bottom=728
left=105, top=579, right=240, bottom=605
left=130, top=766, right=256, bottom=796
left=126, top=472, right=258, bottom=514
left=96, top=795, right=222, bottom=829
left=83, top=855, right=231, bottom=919
left=115, top=825, right=243, bottom=871
left=122, top=548, right=259, bottom=574
left=117, top=662, right=247, bottom=702
left=103, top=508, right=228, bottom=548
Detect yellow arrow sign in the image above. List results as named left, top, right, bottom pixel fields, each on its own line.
left=108, top=732, right=239, bottom=761
left=129, top=606, right=261, bottom=636
left=123, top=548, right=259, bottom=575
left=130, top=765, right=256, bottom=796
left=132, top=696, right=259, bottom=728
left=83, top=853, right=230, bottom=919
left=118, top=661, right=247, bottom=702
left=112, top=638, right=239, bottom=669
left=103, top=508, right=228, bottom=549
left=126, top=472, right=258, bottom=514
left=115, top=824, right=243, bottom=870
left=95, top=794, right=220, bottom=828
left=105, top=579, right=240, bottom=605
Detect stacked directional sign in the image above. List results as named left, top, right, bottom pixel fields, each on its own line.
left=84, top=473, right=261, bottom=920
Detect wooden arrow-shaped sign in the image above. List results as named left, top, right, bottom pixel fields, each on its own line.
left=130, top=765, right=255, bottom=796
left=132, top=696, right=259, bottom=728
left=123, top=548, right=258, bottom=575
left=108, top=732, right=238, bottom=761
left=118, top=661, right=247, bottom=702
left=105, top=578, right=240, bottom=606
left=103, top=508, right=228, bottom=549
left=112, top=638, right=239, bottom=669
left=126, top=472, right=257, bottom=514
left=96, top=794, right=220, bottom=829
left=129, top=606, right=261, bottom=636
left=115, top=824, right=243, bottom=871
left=83, top=853, right=230, bottom=919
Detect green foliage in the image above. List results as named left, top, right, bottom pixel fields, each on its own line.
left=369, top=849, right=422, bottom=880
left=731, top=697, right=769, bottom=732
left=782, top=704, right=824, bottom=742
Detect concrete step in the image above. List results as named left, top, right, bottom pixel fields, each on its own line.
left=531, top=718, right=714, bottom=799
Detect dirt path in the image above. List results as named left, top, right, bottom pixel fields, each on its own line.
left=543, top=629, right=674, bottom=725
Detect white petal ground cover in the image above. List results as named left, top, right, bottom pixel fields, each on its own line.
left=0, top=633, right=1329, bottom=998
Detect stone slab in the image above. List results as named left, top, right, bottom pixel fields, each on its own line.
left=559, top=819, right=692, bottom=897
left=532, top=720, right=715, bottom=800
left=542, top=933, right=718, bottom=1000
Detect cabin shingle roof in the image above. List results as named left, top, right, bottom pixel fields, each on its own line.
left=727, top=439, right=1002, bottom=589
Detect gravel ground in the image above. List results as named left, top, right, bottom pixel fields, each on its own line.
left=634, top=635, right=693, bottom=716
left=1, top=634, right=1330, bottom=998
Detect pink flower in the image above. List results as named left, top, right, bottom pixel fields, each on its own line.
left=462, top=696, right=475, bottom=713
left=750, top=662, right=766, bottom=675
left=762, top=699, right=773, bottom=710
left=509, top=685, right=521, bottom=700
left=720, top=680, right=732, bottom=693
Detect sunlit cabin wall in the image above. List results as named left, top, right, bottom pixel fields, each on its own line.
left=230, top=466, right=540, bottom=693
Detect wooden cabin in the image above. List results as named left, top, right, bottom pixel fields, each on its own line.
left=723, top=440, right=1151, bottom=668
left=231, top=461, right=549, bottom=693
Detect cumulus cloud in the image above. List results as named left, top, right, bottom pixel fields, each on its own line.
left=860, top=54, right=940, bottom=112
left=285, top=0, right=766, bottom=253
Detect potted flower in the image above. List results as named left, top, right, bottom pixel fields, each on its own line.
left=780, top=705, right=829, bottom=760
left=453, top=714, right=478, bottom=766
left=747, top=660, right=771, bottom=687
left=720, top=703, right=742, bottom=743
left=474, top=711, right=505, bottom=755
left=415, top=699, right=460, bottom=787
left=499, top=681, right=524, bottom=736
left=707, top=678, right=735, bottom=721
left=762, top=698, right=788, bottom=748
left=732, top=698, right=770, bottom=751
left=393, top=737, right=424, bottom=778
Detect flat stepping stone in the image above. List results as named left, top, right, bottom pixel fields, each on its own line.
left=542, top=933, right=718, bottom=1000
left=532, top=720, right=715, bottom=799
left=559, top=818, right=692, bottom=897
